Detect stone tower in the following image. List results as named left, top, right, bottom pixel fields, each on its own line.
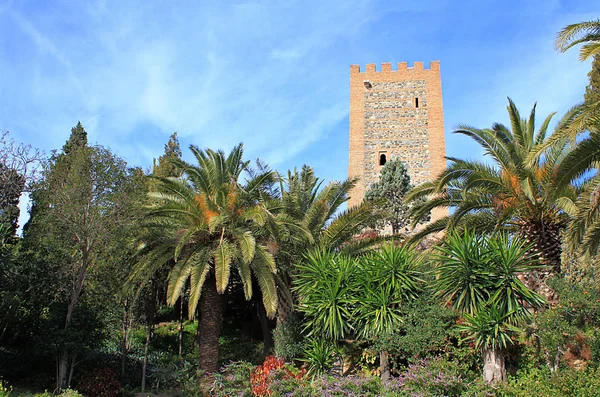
left=348, top=61, right=447, bottom=221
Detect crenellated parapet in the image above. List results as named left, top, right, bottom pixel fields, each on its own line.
left=350, top=61, right=441, bottom=74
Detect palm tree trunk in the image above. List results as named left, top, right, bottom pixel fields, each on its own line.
left=521, top=219, right=563, bottom=273
left=257, top=299, right=274, bottom=356
left=482, top=347, right=506, bottom=383
left=198, top=281, right=223, bottom=373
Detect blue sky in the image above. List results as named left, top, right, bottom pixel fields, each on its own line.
left=1, top=0, right=598, bottom=191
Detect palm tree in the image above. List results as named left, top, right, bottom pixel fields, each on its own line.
left=546, top=22, right=600, bottom=256
left=555, top=19, right=600, bottom=61
left=407, top=98, right=578, bottom=274
left=132, top=143, right=278, bottom=373
left=434, top=231, right=546, bottom=382
left=273, top=166, right=380, bottom=326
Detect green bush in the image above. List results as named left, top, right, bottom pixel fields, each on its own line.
left=494, top=366, right=600, bottom=397
left=175, top=361, right=254, bottom=397
left=273, top=316, right=304, bottom=362
left=301, top=339, right=339, bottom=377
left=0, top=381, right=12, bottom=397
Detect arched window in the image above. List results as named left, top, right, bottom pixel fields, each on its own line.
left=379, top=153, right=387, bottom=166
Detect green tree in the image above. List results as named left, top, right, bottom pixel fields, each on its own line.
left=434, top=231, right=546, bottom=382
left=25, top=123, right=140, bottom=389
left=407, top=98, right=577, bottom=274
left=585, top=55, right=600, bottom=105
left=365, top=159, right=427, bottom=234
left=555, top=19, right=600, bottom=61
left=132, top=143, right=278, bottom=374
left=62, top=122, right=88, bottom=155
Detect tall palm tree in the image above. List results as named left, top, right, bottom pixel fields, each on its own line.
left=132, top=144, right=278, bottom=373
left=407, top=98, right=578, bottom=274
left=435, top=231, right=546, bottom=382
left=273, top=166, right=380, bottom=325
left=555, top=19, right=600, bottom=61
left=546, top=22, right=600, bottom=256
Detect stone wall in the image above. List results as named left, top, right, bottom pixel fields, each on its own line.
left=347, top=61, right=447, bottom=222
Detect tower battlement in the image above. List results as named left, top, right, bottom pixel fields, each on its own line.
left=348, top=60, right=447, bottom=223
left=350, top=61, right=440, bottom=74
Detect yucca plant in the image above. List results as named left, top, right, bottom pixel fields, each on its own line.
left=301, top=338, right=339, bottom=377
left=295, top=244, right=423, bottom=381
left=294, top=249, right=358, bottom=341
left=457, top=306, right=521, bottom=383
left=434, top=231, right=546, bottom=382
left=355, top=243, right=423, bottom=382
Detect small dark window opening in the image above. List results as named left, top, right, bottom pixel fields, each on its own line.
left=415, top=97, right=419, bottom=108
left=379, top=153, right=387, bottom=166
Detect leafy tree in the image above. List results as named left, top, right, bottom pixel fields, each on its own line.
left=434, top=231, right=546, bottom=382
left=365, top=159, right=428, bottom=234
left=407, top=98, right=577, bottom=275
left=585, top=55, right=600, bottom=105
left=24, top=123, right=141, bottom=389
left=131, top=143, right=278, bottom=374
left=555, top=19, right=600, bottom=61
left=62, top=122, right=88, bottom=155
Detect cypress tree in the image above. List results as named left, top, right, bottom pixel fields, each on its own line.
left=62, top=121, right=88, bottom=155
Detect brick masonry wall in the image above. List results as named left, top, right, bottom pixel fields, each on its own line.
left=348, top=61, right=448, bottom=222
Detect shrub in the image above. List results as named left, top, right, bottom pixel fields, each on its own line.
left=211, top=361, right=255, bottom=397
left=273, top=316, right=304, bottom=362
left=59, top=390, right=84, bottom=397
left=0, top=380, right=12, bottom=397
left=490, top=366, right=600, bottom=397
left=250, top=356, right=304, bottom=397
left=301, top=339, right=338, bottom=377
left=76, top=367, right=122, bottom=397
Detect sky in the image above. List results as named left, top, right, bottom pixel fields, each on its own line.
left=1, top=0, right=599, bottom=228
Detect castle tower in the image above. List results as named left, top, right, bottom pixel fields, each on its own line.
left=348, top=61, right=447, bottom=222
